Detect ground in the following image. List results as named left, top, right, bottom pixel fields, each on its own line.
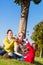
left=0, top=57, right=43, bottom=65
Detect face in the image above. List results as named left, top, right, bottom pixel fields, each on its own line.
left=18, top=33, right=24, bottom=42
left=7, top=31, right=13, bottom=39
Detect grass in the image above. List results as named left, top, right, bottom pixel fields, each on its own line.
left=0, top=56, right=43, bottom=65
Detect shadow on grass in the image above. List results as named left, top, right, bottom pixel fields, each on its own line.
left=34, top=61, right=43, bottom=65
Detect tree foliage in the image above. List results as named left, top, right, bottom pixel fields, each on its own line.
left=31, top=21, right=43, bottom=48
left=33, top=0, right=41, bottom=4
left=14, top=0, right=41, bottom=5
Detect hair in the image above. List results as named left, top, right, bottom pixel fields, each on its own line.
left=7, top=29, right=12, bottom=34
left=32, top=43, right=38, bottom=50
left=18, top=32, right=25, bottom=38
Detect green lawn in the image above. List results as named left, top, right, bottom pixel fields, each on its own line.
left=0, top=57, right=43, bottom=65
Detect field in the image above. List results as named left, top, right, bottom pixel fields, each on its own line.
left=0, top=57, right=43, bottom=65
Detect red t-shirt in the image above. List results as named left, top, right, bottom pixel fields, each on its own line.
left=24, top=42, right=35, bottom=63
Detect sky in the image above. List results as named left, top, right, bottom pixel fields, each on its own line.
left=0, top=0, right=43, bottom=46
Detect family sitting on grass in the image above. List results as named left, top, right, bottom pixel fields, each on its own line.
left=0, top=29, right=38, bottom=63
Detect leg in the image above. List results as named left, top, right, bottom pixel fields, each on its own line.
left=8, top=52, right=14, bottom=58
left=13, top=53, right=22, bottom=59
left=0, top=49, right=7, bottom=56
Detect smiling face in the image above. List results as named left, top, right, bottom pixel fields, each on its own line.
left=7, top=29, right=13, bottom=39
left=18, top=32, right=24, bottom=42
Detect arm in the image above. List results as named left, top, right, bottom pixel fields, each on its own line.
left=23, top=38, right=32, bottom=49
left=14, top=42, right=18, bottom=52
left=3, top=38, right=14, bottom=49
left=14, top=42, right=22, bottom=56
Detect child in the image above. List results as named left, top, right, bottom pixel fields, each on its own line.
left=23, top=39, right=38, bottom=63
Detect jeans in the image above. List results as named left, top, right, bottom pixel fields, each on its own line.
left=13, top=53, right=22, bottom=59
left=0, top=49, right=7, bottom=56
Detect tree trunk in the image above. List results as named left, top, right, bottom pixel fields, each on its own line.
left=42, top=48, right=43, bottom=57
left=18, top=1, right=30, bottom=37
left=40, top=48, right=43, bottom=58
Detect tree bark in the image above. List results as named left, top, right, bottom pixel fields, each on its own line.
left=18, top=1, right=30, bottom=37
left=40, top=48, right=43, bottom=58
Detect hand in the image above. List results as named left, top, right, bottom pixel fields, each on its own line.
left=24, top=56, right=27, bottom=58
left=16, top=38, right=22, bottom=44
left=23, top=38, right=28, bottom=42
left=11, top=39, right=16, bottom=42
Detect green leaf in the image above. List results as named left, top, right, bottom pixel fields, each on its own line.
left=14, top=0, right=20, bottom=5
left=31, top=21, right=43, bottom=48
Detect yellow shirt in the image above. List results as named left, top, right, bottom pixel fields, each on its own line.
left=3, top=37, right=17, bottom=52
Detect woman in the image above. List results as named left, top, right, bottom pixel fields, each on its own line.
left=14, top=32, right=24, bottom=59
left=0, top=29, right=16, bottom=58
